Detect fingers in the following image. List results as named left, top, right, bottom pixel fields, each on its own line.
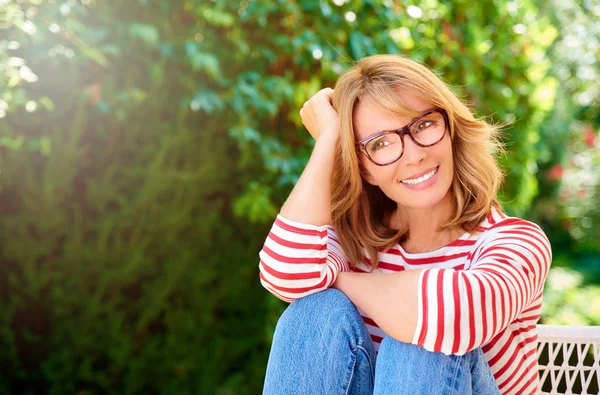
left=312, top=88, right=333, bottom=105
left=301, top=88, right=333, bottom=109
left=299, top=87, right=339, bottom=142
left=300, top=89, right=331, bottom=120
left=319, top=87, right=334, bottom=101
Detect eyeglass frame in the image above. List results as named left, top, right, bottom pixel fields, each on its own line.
left=356, top=108, right=450, bottom=166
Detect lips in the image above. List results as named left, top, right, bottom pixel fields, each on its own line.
left=401, top=166, right=439, bottom=184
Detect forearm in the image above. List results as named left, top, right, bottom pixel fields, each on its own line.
left=280, top=134, right=338, bottom=226
left=332, top=270, right=422, bottom=343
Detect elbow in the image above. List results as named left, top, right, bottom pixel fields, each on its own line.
left=257, top=239, right=340, bottom=302
left=257, top=260, right=296, bottom=303
left=259, top=273, right=294, bottom=303
left=257, top=257, right=333, bottom=302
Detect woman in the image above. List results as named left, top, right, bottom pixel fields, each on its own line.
left=258, top=55, right=551, bottom=395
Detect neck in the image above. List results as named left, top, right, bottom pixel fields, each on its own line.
left=393, top=193, right=462, bottom=253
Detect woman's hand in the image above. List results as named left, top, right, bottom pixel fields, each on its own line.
left=299, top=88, right=340, bottom=142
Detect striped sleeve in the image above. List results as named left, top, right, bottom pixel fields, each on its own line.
left=412, top=218, right=551, bottom=355
left=258, top=214, right=350, bottom=302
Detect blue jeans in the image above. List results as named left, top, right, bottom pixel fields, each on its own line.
left=263, top=289, right=500, bottom=395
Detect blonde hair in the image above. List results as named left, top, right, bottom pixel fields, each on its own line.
left=330, top=54, right=503, bottom=269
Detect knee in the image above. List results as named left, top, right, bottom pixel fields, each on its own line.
left=276, top=289, right=359, bottom=333
left=292, top=288, right=354, bottom=313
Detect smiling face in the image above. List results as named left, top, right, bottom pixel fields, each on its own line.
left=353, top=89, right=454, bottom=217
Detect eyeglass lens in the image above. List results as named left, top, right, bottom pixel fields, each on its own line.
left=365, top=111, right=446, bottom=165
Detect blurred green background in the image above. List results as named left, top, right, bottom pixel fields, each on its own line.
left=0, top=0, right=599, bottom=394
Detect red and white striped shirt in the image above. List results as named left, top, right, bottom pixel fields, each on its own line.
left=259, top=208, right=551, bottom=395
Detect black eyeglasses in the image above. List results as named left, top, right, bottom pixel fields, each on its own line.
left=356, top=108, right=449, bottom=166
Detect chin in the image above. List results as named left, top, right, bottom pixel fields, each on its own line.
left=405, top=197, right=446, bottom=210
left=398, top=187, right=452, bottom=211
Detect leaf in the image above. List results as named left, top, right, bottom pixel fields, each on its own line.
left=185, top=42, right=222, bottom=79
left=128, top=23, right=160, bottom=45
left=229, top=126, right=261, bottom=145
left=200, top=8, right=235, bottom=27
left=349, top=31, right=374, bottom=59
left=190, top=89, right=224, bottom=113
left=232, top=182, right=277, bottom=223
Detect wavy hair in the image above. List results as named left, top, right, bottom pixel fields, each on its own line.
left=330, top=55, right=503, bottom=269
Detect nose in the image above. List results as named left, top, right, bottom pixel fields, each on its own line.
left=401, top=135, right=427, bottom=165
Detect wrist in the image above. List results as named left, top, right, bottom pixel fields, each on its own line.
left=314, top=134, right=339, bottom=156
left=316, top=130, right=340, bottom=144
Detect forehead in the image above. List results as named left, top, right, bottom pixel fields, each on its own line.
left=353, top=90, right=433, bottom=141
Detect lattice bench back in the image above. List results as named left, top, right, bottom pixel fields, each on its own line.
left=537, top=324, right=600, bottom=394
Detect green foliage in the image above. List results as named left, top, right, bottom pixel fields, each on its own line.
left=530, top=0, right=600, bottom=281
left=0, top=0, right=598, bottom=393
left=542, top=267, right=600, bottom=326
left=1, top=1, right=272, bottom=393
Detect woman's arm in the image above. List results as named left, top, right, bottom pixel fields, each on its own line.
left=334, top=218, right=551, bottom=355
left=279, top=133, right=338, bottom=225
left=333, top=270, right=422, bottom=343
left=259, top=88, right=348, bottom=302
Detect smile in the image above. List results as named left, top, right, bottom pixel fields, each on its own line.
left=401, top=166, right=439, bottom=185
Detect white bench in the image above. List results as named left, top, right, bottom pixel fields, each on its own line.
left=537, top=324, right=600, bottom=394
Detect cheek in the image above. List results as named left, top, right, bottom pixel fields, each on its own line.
left=358, top=156, right=375, bottom=181
left=442, top=144, right=454, bottom=181
left=359, top=159, right=392, bottom=186
left=437, top=139, right=453, bottom=165
left=358, top=154, right=369, bottom=169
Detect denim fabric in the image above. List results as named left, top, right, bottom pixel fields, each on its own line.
left=263, top=289, right=500, bottom=395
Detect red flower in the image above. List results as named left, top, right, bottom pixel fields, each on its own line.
left=548, top=164, right=564, bottom=181
left=583, top=125, right=597, bottom=147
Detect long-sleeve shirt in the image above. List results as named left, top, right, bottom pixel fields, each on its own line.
left=259, top=208, right=551, bottom=395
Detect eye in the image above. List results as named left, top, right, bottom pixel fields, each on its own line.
left=371, top=139, right=387, bottom=151
left=368, top=135, right=397, bottom=152
left=415, top=119, right=436, bottom=133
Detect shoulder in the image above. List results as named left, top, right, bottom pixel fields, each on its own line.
left=477, top=207, right=547, bottom=237
left=470, top=207, right=552, bottom=262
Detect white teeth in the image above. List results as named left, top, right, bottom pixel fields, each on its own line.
left=401, top=167, right=438, bottom=185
